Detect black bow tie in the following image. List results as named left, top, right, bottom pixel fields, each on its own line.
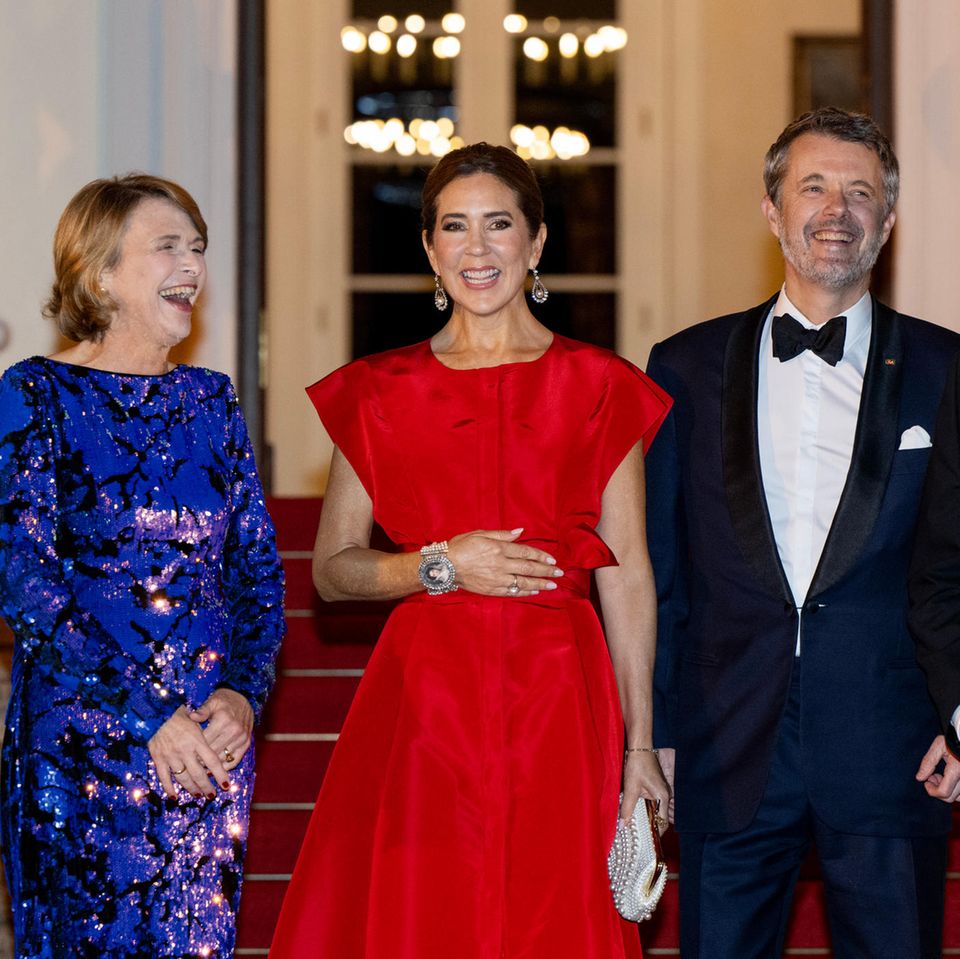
left=771, top=313, right=847, bottom=367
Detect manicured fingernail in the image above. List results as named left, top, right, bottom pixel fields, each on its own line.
left=546, top=557, right=557, bottom=565
left=193, top=792, right=202, bottom=798
left=222, top=781, right=231, bottom=789
left=530, top=590, right=540, bottom=595
left=207, top=792, right=216, bottom=800
left=545, top=582, right=557, bottom=590
left=553, top=569, right=564, bottom=577
left=511, top=527, right=524, bottom=535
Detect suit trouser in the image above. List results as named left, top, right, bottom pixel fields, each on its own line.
left=678, top=665, right=947, bottom=959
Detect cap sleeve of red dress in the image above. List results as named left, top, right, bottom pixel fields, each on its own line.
left=305, top=360, right=377, bottom=500
left=593, top=353, right=673, bottom=491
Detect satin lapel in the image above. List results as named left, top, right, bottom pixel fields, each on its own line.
left=722, top=296, right=793, bottom=603
left=809, top=301, right=903, bottom=598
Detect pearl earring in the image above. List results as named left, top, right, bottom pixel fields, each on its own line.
left=530, top=269, right=549, bottom=304
left=433, top=274, right=449, bottom=311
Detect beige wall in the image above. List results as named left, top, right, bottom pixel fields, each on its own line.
left=892, top=0, right=960, bottom=331
left=697, top=1, right=861, bottom=322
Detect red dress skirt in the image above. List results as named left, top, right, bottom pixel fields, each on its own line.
left=269, top=336, right=671, bottom=958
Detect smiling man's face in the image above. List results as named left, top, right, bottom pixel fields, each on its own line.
left=762, top=132, right=895, bottom=303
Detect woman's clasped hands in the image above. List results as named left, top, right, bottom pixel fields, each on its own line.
left=147, top=687, right=254, bottom=799
left=447, top=527, right=564, bottom=597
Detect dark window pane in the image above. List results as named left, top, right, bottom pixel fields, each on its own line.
left=351, top=45, right=456, bottom=127
left=534, top=293, right=616, bottom=350
left=352, top=0, right=449, bottom=16
left=515, top=0, right=617, bottom=19
left=352, top=165, right=431, bottom=274
left=514, top=39, right=617, bottom=147
left=352, top=293, right=615, bottom=359
left=536, top=165, right=615, bottom=276
left=352, top=293, right=446, bottom=358
left=793, top=37, right=863, bottom=115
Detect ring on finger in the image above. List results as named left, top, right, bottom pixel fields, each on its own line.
left=508, top=575, right=520, bottom=595
left=171, top=764, right=187, bottom=776
left=223, top=749, right=235, bottom=764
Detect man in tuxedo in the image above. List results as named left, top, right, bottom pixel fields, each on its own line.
left=645, top=107, right=959, bottom=958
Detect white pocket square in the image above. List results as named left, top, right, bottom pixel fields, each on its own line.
left=899, top=425, right=932, bottom=450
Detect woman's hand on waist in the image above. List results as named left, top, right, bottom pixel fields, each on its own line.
left=449, top=528, right=564, bottom=597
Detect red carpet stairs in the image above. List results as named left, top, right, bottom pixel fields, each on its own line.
left=237, top=498, right=960, bottom=957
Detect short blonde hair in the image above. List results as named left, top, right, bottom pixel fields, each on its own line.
left=43, top=174, right=208, bottom=342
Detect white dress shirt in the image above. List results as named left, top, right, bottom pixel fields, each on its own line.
left=757, top=289, right=873, bottom=652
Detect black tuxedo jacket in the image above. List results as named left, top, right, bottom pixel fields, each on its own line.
left=909, top=353, right=960, bottom=757
left=646, top=295, right=959, bottom=836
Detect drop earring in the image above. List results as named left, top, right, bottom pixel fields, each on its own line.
left=530, top=269, right=549, bottom=304
left=434, top=273, right=449, bottom=311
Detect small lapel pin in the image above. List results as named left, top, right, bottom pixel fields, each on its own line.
left=884, top=358, right=896, bottom=366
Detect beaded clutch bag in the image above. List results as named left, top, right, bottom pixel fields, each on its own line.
left=607, top=796, right=667, bottom=922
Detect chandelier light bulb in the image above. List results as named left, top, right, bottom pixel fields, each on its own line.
left=583, top=33, right=604, bottom=58
left=396, top=133, right=417, bottom=156
left=396, top=33, right=417, bottom=57
left=441, top=13, right=466, bottom=34
left=433, top=35, right=461, bottom=58
left=368, top=30, right=392, bottom=54
left=558, top=32, right=578, bottom=58
left=523, top=37, right=549, bottom=62
left=340, top=26, right=367, bottom=53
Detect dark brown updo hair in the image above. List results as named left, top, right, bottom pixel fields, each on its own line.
left=43, top=173, right=208, bottom=342
left=421, top=142, right=544, bottom=244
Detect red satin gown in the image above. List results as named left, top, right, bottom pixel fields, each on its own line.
left=269, top=335, right=671, bottom=958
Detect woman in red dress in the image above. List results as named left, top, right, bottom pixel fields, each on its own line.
left=270, top=143, right=672, bottom=958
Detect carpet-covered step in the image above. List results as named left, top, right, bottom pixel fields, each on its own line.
left=259, top=674, right=359, bottom=734
left=276, top=616, right=374, bottom=671
left=244, top=807, right=314, bottom=875
left=943, top=872, right=960, bottom=947
left=252, top=739, right=337, bottom=804
left=267, top=497, right=323, bottom=551
left=235, top=877, right=287, bottom=954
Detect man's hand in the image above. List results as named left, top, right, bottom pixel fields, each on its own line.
left=915, top=734, right=960, bottom=802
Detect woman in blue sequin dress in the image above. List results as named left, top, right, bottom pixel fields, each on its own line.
left=0, top=175, right=285, bottom=958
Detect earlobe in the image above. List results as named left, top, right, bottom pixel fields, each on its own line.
left=761, top=196, right=781, bottom=238
left=881, top=210, right=896, bottom=244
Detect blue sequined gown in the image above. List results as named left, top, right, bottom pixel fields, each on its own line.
left=0, top=358, right=285, bottom=958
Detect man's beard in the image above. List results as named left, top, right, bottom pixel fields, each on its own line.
left=779, top=215, right=886, bottom=291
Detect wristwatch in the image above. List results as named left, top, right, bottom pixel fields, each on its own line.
left=418, top=541, right=458, bottom=595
